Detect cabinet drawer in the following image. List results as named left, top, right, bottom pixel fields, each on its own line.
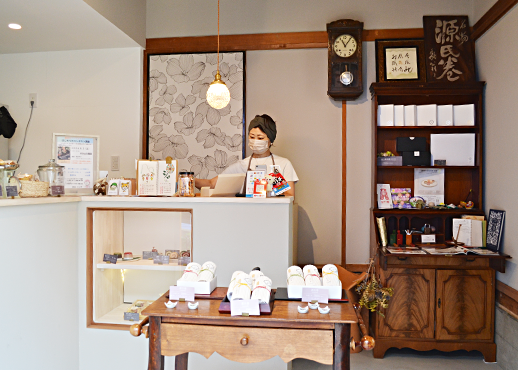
left=386, top=256, right=488, bottom=268
left=161, top=323, right=334, bottom=364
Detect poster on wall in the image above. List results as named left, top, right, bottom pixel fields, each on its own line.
left=53, top=134, right=99, bottom=194
left=146, top=52, right=245, bottom=180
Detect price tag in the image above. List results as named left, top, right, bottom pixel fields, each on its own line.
left=143, top=251, right=158, bottom=260
left=50, top=185, right=65, bottom=196
left=302, top=287, right=329, bottom=304
left=124, top=312, right=140, bottom=321
left=169, top=286, right=195, bottom=302
left=153, top=255, right=170, bottom=265
left=421, top=234, right=436, bottom=243
left=231, top=299, right=260, bottom=316
left=103, top=254, right=117, bottom=264
left=6, top=186, right=18, bottom=197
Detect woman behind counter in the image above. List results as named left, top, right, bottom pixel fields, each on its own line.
left=195, top=114, right=298, bottom=197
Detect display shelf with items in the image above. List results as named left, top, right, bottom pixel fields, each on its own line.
left=371, top=82, right=484, bottom=211
left=87, top=208, right=192, bottom=329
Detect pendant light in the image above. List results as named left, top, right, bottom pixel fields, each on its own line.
left=206, top=0, right=231, bottom=109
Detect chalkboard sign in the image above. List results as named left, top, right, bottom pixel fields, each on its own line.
left=50, top=185, right=65, bottom=196
left=103, top=254, right=117, bottom=264
left=6, top=185, right=19, bottom=197
left=423, top=16, right=476, bottom=83
left=153, top=255, right=170, bottom=265
left=143, top=251, right=158, bottom=260
left=0, top=185, right=2, bottom=197
left=486, top=209, right=505, bottom=252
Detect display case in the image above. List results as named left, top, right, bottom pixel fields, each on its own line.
left=87, top=207, right=191, bottom=329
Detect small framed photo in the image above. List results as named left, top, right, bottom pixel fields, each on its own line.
left=375, top=39, right=426, bottom=83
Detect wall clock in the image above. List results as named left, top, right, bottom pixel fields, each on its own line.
left=327, top=19, right=364, bottom=100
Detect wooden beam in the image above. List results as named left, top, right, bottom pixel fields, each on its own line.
left=496, top=280, right=518, bottom=318
left=342, top=101, right=347, bottom=267
left=142, top=51, right=149, bottom=157
left=472, top=0, right=518, bottom=40
left=146, top=28, right=424, bottom=54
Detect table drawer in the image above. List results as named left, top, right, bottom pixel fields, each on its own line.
left=387, top=256, right=489, bottom=268
left=161, top=323, right=334, bottom=364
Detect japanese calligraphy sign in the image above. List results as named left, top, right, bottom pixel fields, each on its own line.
left=375, top=39, right=426, bottom=83
left=423, top=16, right=476, bottom=83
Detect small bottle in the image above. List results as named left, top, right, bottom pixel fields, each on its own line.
left=389, top=230, right=397, bottom=245
left=396, top=230, right=403, bottom=245
left=178, top=172, right=195, bottom=197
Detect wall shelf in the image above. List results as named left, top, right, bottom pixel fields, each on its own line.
left=97, top=260, right=187, bottom=271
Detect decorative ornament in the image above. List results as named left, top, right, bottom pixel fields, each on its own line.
left=355, top=258, right=394, bottom=317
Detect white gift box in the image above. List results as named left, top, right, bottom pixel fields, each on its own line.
left=404, top=105, right=416, bottom=126
left=430, top=133, right=476, bottom=166
left=394, top=105, right=405, bottom=126
left=437, top=105, right=453, bottom=126
left=453, top=104, right=475, bottom=126
left=177, top=276, right=217, bottom=295
left=287, top=284, right=342, bottom=300
left=417, top=104, right=437, bottom=126
left=378, top=104, right=394, bottom=126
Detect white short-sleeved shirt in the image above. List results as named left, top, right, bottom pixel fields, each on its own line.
left=222, top=154, right=299, bottom=182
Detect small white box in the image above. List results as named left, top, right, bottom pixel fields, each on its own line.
left=453, top=104, right=475, bottom=126
left=378, top=104, right=394, bottom=126
left=404, top=105, right=416, bottom=126
left=430, top=133, right=476, bottom=166
left=177, top=276, right=217, bottom=295
left=287, top=284, right=342, bottom=300
left=394, top=105, right=404, bottom=126
left=437, top=105, right=453, bottom=126
left=417, top=104, right=437, bottom=126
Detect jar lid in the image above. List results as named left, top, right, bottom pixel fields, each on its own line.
left=179, top=171, right=194, bottom=175
left=38, top=159, right=64, bottom=170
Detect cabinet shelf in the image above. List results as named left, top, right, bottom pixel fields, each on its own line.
left=372, top=208, right=483, bottom=215
left=94, top=303, right=146, bottom=326
left=377, top=126, right=477, bottom=131
left=377, top=165, right=478, bottom=169
left=97, top=259, right=187, bottom=271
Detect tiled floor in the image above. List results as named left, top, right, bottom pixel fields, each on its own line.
left=293, top=349, right=503, bottom=369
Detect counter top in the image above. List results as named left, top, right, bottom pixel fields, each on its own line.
left=0, top=195, right=293, bottom=207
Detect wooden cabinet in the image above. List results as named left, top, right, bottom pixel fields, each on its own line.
left=372, top=250, right=508, bottom=361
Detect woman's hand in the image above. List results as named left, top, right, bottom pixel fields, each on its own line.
left=284, top=181, right=295, bottom=198
left=209, top=176, right=218, bottom=189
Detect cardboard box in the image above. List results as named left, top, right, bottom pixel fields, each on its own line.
left=437, top=105, right=453, bottom=126
left=396, top=137, right=427, bottom=152
left=453, top=104, right=475, bottom=126
left=404, top=105, right=416, bottom=126
left=177, top=276, right=217, bottom=295
left=378, top=104, right=394, bottom=126
left=402, top=151, right=432, bottom=166
left=394, top=105, right=405, bottom=126
left=417, top=104, right=437, bottom=126
left=287, top=284, right=343, bottom=300
left=377, top=156, right=402, bottom=166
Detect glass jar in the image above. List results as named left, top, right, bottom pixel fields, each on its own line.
left=178, top=172, right=195, bottom=197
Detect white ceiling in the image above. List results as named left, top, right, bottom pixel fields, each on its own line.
left=0, top=0, right=139, bottom=54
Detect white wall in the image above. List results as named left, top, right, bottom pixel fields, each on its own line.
left=0, top=47, right=143, bottom=179
left=475, top=4, right=518, bottom=290
left=473, top=0, right=498, bottom=23
left=84, top=0, right=147, bottom=47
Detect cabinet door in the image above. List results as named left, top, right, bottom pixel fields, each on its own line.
left=378, top=268, right=435, bottom=338
left=436, top=269, right=494, bottom=340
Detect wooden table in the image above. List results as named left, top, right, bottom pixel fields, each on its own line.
left=141, top=291, right=357, bottom=370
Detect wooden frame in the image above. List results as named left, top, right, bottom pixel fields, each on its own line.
left=86, top=207, right=194, bottom=330
left=375, top=39, right=426, bottom=83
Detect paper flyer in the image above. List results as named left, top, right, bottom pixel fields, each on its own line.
left=414, top=168, right=444, bottom=205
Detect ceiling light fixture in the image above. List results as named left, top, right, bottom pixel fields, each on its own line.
left=8, top=23, right=22, bottom=30
left=206, top=0, right=230, bottom=109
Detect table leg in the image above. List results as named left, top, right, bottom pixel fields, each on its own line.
left=148, top=317, right=164, bottom=370
left=333, top=323, right=350, bottom=370
left=175, top=353, right=189, bottom=370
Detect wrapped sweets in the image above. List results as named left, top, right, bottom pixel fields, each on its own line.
left=197, top=261, right=217, bottom=282
left=249, top=269, right=264, bottom=284
left=303, top=265, right=321, bottom=286
left=227, top=271, right=246, bottom=299
left=251, top=275, right=272, bottom=304
left=322, top=264, right=341, bottom=286
left=178, top=262, right=202, bottom=282
left=231, top=274, right=253, bottom=301
left=287, top=266, right=305, bottom=286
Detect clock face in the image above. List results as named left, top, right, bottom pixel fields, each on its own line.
left=333, top=34, right=357, bottom=58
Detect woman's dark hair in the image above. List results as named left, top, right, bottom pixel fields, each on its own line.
left=248, top=114, right=277, bottom=143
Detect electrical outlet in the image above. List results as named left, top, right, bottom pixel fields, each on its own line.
left=111, top=156, right=120, bottom=171
left=29, top=93, right=37, bottom=108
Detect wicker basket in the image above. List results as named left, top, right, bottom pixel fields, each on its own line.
left=19, top=180, right=49, bottom=198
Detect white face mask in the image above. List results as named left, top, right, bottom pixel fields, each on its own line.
left=248, top=139, right=269, bottom=154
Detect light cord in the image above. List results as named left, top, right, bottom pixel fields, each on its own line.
left=17, top=102, right=34, bottom=164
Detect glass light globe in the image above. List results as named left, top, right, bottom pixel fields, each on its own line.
left=206, top=72, right=230, bottom=109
